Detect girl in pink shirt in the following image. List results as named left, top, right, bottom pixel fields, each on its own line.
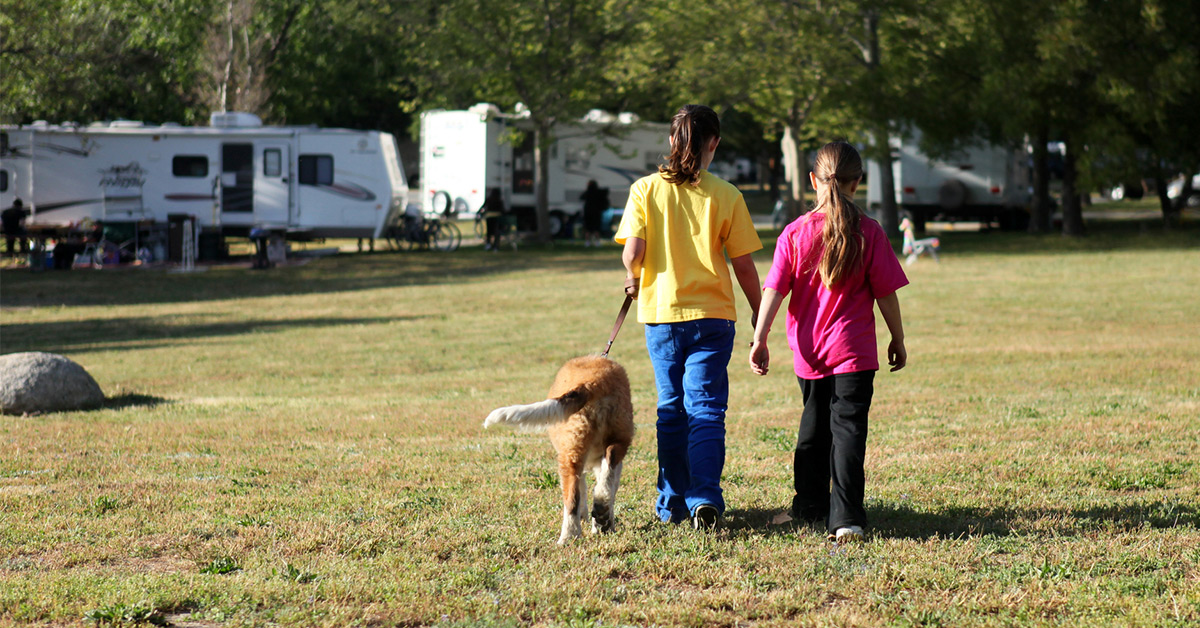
left=749, top=141, right=908, bottom=543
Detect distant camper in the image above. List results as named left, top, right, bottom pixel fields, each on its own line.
left=0, top=113, right=410, bottom=241
left=420, top=104, right=668, bottom=237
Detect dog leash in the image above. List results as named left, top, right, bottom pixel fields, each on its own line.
left=602, top=295, right=633, bottom=358
left=602, top=277, right=638, bottom=358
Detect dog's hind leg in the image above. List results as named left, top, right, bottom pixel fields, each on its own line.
left=590, top=443, right=628, bottom=534
left=557, top=459, right=586, bottom=545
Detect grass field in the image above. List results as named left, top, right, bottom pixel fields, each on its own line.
left=1, top=213, right=1198, bottom=627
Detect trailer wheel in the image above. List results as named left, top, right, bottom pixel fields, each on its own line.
left=548, top=210, right=568, bottom=239
left=430, top=191, right=453, bottom=215
left=938, top=180, right=969, bottom=210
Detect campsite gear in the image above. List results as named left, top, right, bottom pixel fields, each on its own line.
left=899, top=217, right=940, bottom=265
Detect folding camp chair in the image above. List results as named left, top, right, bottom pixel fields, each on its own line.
left=899, top=217, right=940, bottom=265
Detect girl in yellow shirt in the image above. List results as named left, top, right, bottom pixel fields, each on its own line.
left=615, top=104, right=762, bottom=529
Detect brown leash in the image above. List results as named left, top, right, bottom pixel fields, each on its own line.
left=603, top=277, right=638, bottom=358
left=602, top=295, right=633, bottom=358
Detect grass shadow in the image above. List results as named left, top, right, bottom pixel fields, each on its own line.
left=0, top=245, right=623, bottom=308
left=725, top=498, right=1199, bottom=541
left=871, top=499, right=1200, bottom=540
left=103, top=393, right=170, bottom=410
left=0, top=315, right=421, bottom=354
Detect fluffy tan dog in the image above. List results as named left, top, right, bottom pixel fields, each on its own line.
left=483, top=356, right=635, bottom=544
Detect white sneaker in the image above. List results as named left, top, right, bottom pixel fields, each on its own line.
left=832, top=526, right=864, bottom=543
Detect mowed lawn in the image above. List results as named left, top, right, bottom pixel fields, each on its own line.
left=1, top=218, right=1198, bottom=627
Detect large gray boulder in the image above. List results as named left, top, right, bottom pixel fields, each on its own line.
left=0, top=352, right=105, bottom=415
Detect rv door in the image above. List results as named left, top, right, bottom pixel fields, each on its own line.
left=255, top=143, right=291, bottom=227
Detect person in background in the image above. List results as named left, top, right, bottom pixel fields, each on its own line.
left=2, top=198, right=30, bottom=257
left=482, top=188, right=507, bottom=251
left=580, top=180, right=609, bottom=247
left=615, top=104, right=763, bottom=530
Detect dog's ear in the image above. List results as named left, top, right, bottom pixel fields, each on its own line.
left=555, top=386, right=589, bottom=416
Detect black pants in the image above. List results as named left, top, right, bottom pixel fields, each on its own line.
left=792, top=371, right=875, bottom=533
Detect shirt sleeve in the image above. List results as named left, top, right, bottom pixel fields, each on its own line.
left=723, top=194, right=762, bottom=258
left=762, top=224, right=796, bottom=297
left=865, top=221, right=909, bottom=298
left=614, top=179, right=646, bottom=244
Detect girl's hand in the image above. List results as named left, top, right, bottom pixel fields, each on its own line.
left=749, top=341, right=770, bottom=375
left=888, top=338, right=907, bottom=372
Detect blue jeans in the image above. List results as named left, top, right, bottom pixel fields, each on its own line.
left=645, top=319, right=736, bottom=523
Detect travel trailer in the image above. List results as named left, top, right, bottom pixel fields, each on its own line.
left=0, top=112, right=408, bottom=242
left=867, top=129, right=1032, bottom=230
left=420, top=104, right=669, bottom=236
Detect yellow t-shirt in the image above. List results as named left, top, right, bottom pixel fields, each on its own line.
left=614, top=170, right=762, bottom=323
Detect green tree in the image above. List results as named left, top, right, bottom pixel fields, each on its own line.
left=409, top=0, right=641, bottom=242
left=265, top=0, right=416, bottom=133
left=655, top=0, right=849, bottom=219
left=1, top=0, right=212, bottom=124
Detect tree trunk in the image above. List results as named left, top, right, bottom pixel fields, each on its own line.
left=874, top=128, right=899, bottom=237
left=781, top=125, right=806, bottom=221
left=1060, top=140, right=1085, bottom=237
left=1029, top=125, right=1052, bottom=233
left=533, top=120, right=552, bottom=243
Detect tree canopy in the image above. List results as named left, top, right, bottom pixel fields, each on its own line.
left=2, top=0, right=1196, bottom=232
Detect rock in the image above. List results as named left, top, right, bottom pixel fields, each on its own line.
left=0, top=352, right=105, bottom=415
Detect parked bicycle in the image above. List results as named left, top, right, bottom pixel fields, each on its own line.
left=385, top=210, right=461, bottom=252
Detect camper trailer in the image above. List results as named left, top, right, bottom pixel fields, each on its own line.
left=0, top=113, right=408, bottom=245
left=420, top=104, right=669, bottom=236
left=867, top=129, right=1032, bottom=230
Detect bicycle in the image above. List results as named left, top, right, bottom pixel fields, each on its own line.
left=385, top=211, right=461, bottom=252
left=483, top=213, right=518, bottom=251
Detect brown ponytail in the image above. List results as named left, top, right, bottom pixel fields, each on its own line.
left=659, top=105, right=720, bottom=186
left=812, top=141, right=865, bottom=288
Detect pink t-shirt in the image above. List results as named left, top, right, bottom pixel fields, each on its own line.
left=763, top=212, right=909, bottom=379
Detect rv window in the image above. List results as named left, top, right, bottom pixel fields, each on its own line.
left=172, top=155, right=209, bottom=177
left=0, top=170, right=7, bottom=192
left=299, top=155, right=333, bottom=185
left=263, top=149, right=282, bottom=177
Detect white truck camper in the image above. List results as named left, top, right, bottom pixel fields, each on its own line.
left=0, top=112, right=409, bottom=243
left=867, top=129, right=1032, bottom=230
left=420, top=104, right=670, bottom=236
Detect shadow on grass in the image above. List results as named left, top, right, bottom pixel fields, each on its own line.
left=0, top=245, right=622, bottom=308
left=0, top=315, right=418, bottom=354
left=870, top=499, right=1200, bottom=540
left=724, top=499, right=1199, bottom=541
left=103, top=393, right=170, bottom=410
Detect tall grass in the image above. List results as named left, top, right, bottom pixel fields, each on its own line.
left=1, top=218, right=1198, bottom=627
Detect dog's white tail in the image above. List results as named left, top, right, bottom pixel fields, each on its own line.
left=483, top=387, right=588, bottom=430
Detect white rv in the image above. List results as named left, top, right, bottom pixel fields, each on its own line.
left=867, top=129, right=1032, bottom=230
left=420, top=104, right=669, bottom=236
left=0, top=112, right=408, bottom=241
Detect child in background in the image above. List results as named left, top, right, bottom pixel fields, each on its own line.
left=749, top=141, right=908, bottom=543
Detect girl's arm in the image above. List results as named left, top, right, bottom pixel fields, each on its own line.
left=622, top=237, right=646, bottom=297
left=749, top=287, right=785, bottom=375
left=729, top=253, right=761, bottom=325
left=877, top=291, right=907, bottom=372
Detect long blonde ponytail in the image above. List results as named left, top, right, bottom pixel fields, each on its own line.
left=812, top=141, right=865, bottom=288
